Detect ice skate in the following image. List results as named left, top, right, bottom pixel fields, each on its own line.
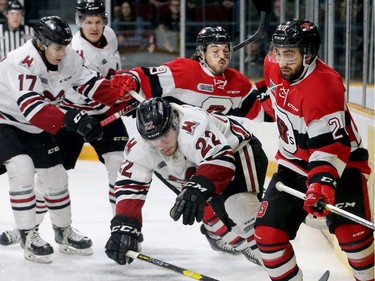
left=0, top=228, right=20, bottom=245
left=53, top=225, right=93, bottom=255
left=200, top=224, right=240, bottom=255
left=20, top=228, right=54, bottom=264
left=241, top=246, right=262, bottom=266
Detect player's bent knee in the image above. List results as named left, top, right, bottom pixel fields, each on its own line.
left=5, top=154, right=34, bottom=192
left=36, top=164, right=68, bottom=194
left=224, top=192, right=260, bottom=234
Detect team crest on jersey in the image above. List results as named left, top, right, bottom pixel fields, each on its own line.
left=181, top=120, right=199, bottom=135
left=269, top=79, right=280, bottom=95
left=19, top=55, right=34, bottom=68
left=124, top=137, right=137, bottom=155
left=214, top=79, right=227, bottom=89
left=197, top=83, right=213, bottom=92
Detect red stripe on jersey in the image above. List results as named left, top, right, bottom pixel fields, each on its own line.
left=19, top=94, right=43, bottom=112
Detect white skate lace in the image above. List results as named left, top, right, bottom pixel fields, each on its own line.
left=4, top=229, right=20, bottom=243
left=241, top=246, right=262, bottom=265
left=29, top=229, right=49, bottom=247
left=207, top=232, right=238, bottom=253
left=65, top=227, right=84, bottom=242
left=214, top=238, right=237, bottom=252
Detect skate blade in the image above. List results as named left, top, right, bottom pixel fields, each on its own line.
left=58, top=244, right=93, bottom=256
left=24, top=252, right=53, bottom=264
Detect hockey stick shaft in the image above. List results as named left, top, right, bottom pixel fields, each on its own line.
left=126, top=250, right=219, bottom=281
left=233, top=10, right=268, bottom=52
left=100, top=101, right=139, bottom=126
left=275, top=182, right=375, bottom=230
left=100, top=90, right=145, bottom=127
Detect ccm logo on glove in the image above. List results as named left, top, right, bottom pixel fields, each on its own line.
left=111, top=225, right=141, bottom=236
left=184, top=181, right=208, bottom=192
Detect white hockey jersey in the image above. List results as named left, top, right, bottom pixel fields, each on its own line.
left=60, top=27, right=122, bottom=115
left=115, top=103, right=254, bottom=222
left=71, top=26, right=121, bottom=79
left=0, top=40, right=118, bottom=134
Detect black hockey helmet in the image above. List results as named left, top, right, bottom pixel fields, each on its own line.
left=34, top=16, right=72, bottom=46
left=196, top=26, right=232, bottom=53
left=136, top=97, right=177, bottom=141
left=272, top=18, right=320, bottom=56
left=75, top=0, right=108, bottom=26
left=6, top=0, right=24, bottom=12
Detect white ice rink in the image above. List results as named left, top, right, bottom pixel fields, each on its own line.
left=0, top=160, right=353, bottom=281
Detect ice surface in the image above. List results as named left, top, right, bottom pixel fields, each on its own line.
left=0, top=161, right=353, bottom=281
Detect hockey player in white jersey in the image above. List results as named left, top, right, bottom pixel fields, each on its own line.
left=40, top=0, right=132, bottom=220
left=0, top=0, right=136, bottom=247
left=114, top=26, right=272, bottom=261
left=105, top=97, right=268, bottom=266
left=0, top=15, right=133, bottom=263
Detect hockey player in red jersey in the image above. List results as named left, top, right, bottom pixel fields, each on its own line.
left=105, top=97, right=268, bottom=266
left=254, top=19, right=374, bottom=280
left=117, top=26, right=271, bottom=120
left=112, top=26, right=272, bottom=261
left=0, top=16, right=134, bottom=263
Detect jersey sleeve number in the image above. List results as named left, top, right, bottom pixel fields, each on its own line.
left=119, top=160, right=134, bottom=178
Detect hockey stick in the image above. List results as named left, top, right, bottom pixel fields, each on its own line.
left=275, top=182, right=375, bottom=230
left=126, top=250, right=219, bottom=281
left=233, top=11, right=268, bottom=52
left=233, top=0, right=272, bottom=52
left=100, top=101, right=139, bottom=126
left=100, top=90, right=145, bottom=127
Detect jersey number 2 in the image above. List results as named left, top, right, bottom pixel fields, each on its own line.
left=196, top=131, right=221, bottom=158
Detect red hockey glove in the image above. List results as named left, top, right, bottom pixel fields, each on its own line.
left=110, top=73, right=140, bottom=101
left=303, top=183, right=335, bottom=217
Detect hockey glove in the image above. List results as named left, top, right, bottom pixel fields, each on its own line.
left=105, top=215, right=142, bottom=265
left=64, top=109, right=103, bottom=142
left=170, top=176, right=215, bottom=225
left=111, top=72, right=140, bottom=101
left=303, top=183, right=335, bottom=217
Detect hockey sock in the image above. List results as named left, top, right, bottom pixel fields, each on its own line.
left=255, top=225, right=302, bottom=280
left=335, top=224, right=374, bottom=281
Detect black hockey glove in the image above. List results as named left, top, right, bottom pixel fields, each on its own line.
left=64, top=109, right=103, bottom=142
left=105, top=215, right=142, bottom=265
left=170, top=176, right=215, bottom=225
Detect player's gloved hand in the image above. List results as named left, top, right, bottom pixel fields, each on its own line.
left=105, top=215, right=142, bottom=265
left=170, top=176, right=215, bottom=225
left=111, top=72, right=140, bottom=101
left=64, top=109, right=103, bottom=142
left=303, top=183, right=335, bottom=217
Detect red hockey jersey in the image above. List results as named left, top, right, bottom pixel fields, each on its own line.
left=263, top=56, right=371, bottom=184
